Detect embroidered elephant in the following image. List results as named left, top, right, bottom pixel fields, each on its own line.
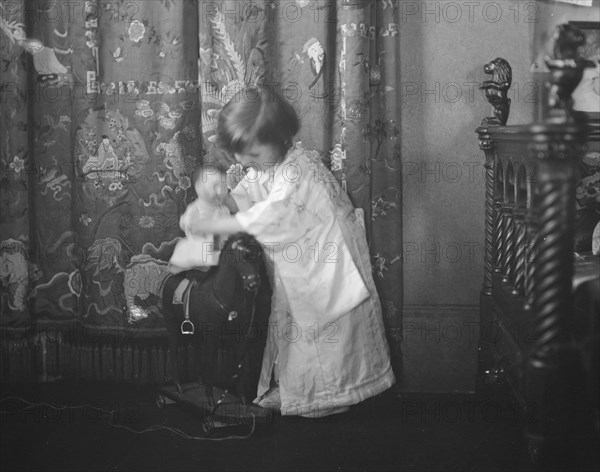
left=124, top=254, right=170, bottom=317
left=0, top=239, right=29, bottom=312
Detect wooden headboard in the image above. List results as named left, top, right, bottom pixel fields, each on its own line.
left=475, top=23, right=599, bottom=470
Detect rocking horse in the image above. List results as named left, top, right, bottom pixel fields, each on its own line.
left=161, top=232, right=271, bottom=409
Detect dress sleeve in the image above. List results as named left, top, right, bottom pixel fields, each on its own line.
left=234, top=175, right=303, bottom=247
left=229, top=180, right=253, bottom=212
left=236, top=162, right=370, bottom=325
left=231, top=165, right=271, bottom=212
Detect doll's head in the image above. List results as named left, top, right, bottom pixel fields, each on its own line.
left=216, top=85, right=299, bottom=166
left=193, top=164, right=227, bottom=205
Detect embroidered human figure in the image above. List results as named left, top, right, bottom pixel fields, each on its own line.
left=303, top=37, right=327, bottom=98
left=83, top=135, right=120, bottom=179
left=1, top=19, right=73, bottom=85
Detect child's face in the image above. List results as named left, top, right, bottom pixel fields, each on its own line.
left=195, top=171, right=227, bottom=204
left=234, top=142, right=282, bottom=167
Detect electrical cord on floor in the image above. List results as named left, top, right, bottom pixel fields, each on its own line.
left=0, top=396, right=256, bottom=441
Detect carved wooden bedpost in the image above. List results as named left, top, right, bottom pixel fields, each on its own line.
left=478, top=57, right=512, bottom=295
left=524, top=23, right=593, bottom=468
left=478, top=132, right=496, bottom=296
left=525, top=128, right=586, bottom=468
left=475, top=23, right=595, bottom=468
left=476, top=58, right=512, bottom=389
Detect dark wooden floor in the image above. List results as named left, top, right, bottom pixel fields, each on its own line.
left=0, top=381, right=598, bottom=471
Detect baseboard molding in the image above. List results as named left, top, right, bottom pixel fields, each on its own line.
left=396, top=304, right=479, bottom=394
left=0, top=305, right=481, bottom=393
left=402, top=304, right=480, bottom=318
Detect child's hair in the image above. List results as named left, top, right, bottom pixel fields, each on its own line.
left=217, top=85, right=300, bottom=158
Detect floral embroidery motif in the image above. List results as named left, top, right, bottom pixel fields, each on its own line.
left=79, top=214, right=92, bottom=226
left=128, top=20, right=146, bottom=43
left=380, top=299, right=400, bottom=320
left=371, top=253, right=401, bottom=278
left=156, top=32, right=182, bottom=59
left=138, top=216, right=155, bottom=229
left=9, top=155, right=24, bottom=174
left=111, top=46, right=125, bottom=62
left=371, top=253, right=389, bottom=278
left=135, top=100, right=185, bottom=130
left=371, top=195, right=398, bottom=220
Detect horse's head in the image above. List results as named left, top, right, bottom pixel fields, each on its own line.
left=222, top=233, right=263, bottom=292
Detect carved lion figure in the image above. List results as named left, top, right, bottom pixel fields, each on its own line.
left=480, top=57, right=512, bottom=126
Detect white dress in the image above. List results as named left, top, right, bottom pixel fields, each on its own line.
left=231, top=142, right=395, bottom=416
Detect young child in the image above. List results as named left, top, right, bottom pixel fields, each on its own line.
left=168, top=165, right=230, bottom=274
left=186, top=86, right=395, bottom=417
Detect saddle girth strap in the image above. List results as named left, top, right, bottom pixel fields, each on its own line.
left=180, top=279, right=196, bottom=335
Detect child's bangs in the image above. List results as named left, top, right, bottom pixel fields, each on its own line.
left=217, top=85, right=299, bottom=155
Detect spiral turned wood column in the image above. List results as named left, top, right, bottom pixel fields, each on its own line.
left=478, top=135, right=496, bottom=296
left=501, top=204, right=515, bottom=284
left=525, top=156, right=580, bottom=469
left=524, top=212, right=538, bottom=311
left=493, top=201, right=504, bottom=273
left=530, top=162, right=575, bottom=364
left=512, top=210, right=526, bottom=296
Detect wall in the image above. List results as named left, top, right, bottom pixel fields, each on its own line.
left=398, top=0, right=535, bottom=392
left=400, top=0, right=534, bottom=307
left=398, top=0, right=599, bottom=393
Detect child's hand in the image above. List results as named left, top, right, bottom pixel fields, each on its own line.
left=226, top=163, right=246, bottom=190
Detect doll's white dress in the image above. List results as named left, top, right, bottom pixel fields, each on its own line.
left=169, top=200, right=230, bottom=272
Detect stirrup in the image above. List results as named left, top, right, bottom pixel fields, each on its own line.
left=180, top=319, right=195, bottom=335
left=180, top=278, right=195, bottom=334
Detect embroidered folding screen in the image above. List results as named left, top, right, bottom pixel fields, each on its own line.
left=0, top=0, right=402, bottom=382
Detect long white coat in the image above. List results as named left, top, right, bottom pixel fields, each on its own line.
left=231, top=143, right=395, bottom=416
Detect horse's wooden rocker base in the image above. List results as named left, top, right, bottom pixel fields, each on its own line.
left=156, top=382, right=273, bottom=430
